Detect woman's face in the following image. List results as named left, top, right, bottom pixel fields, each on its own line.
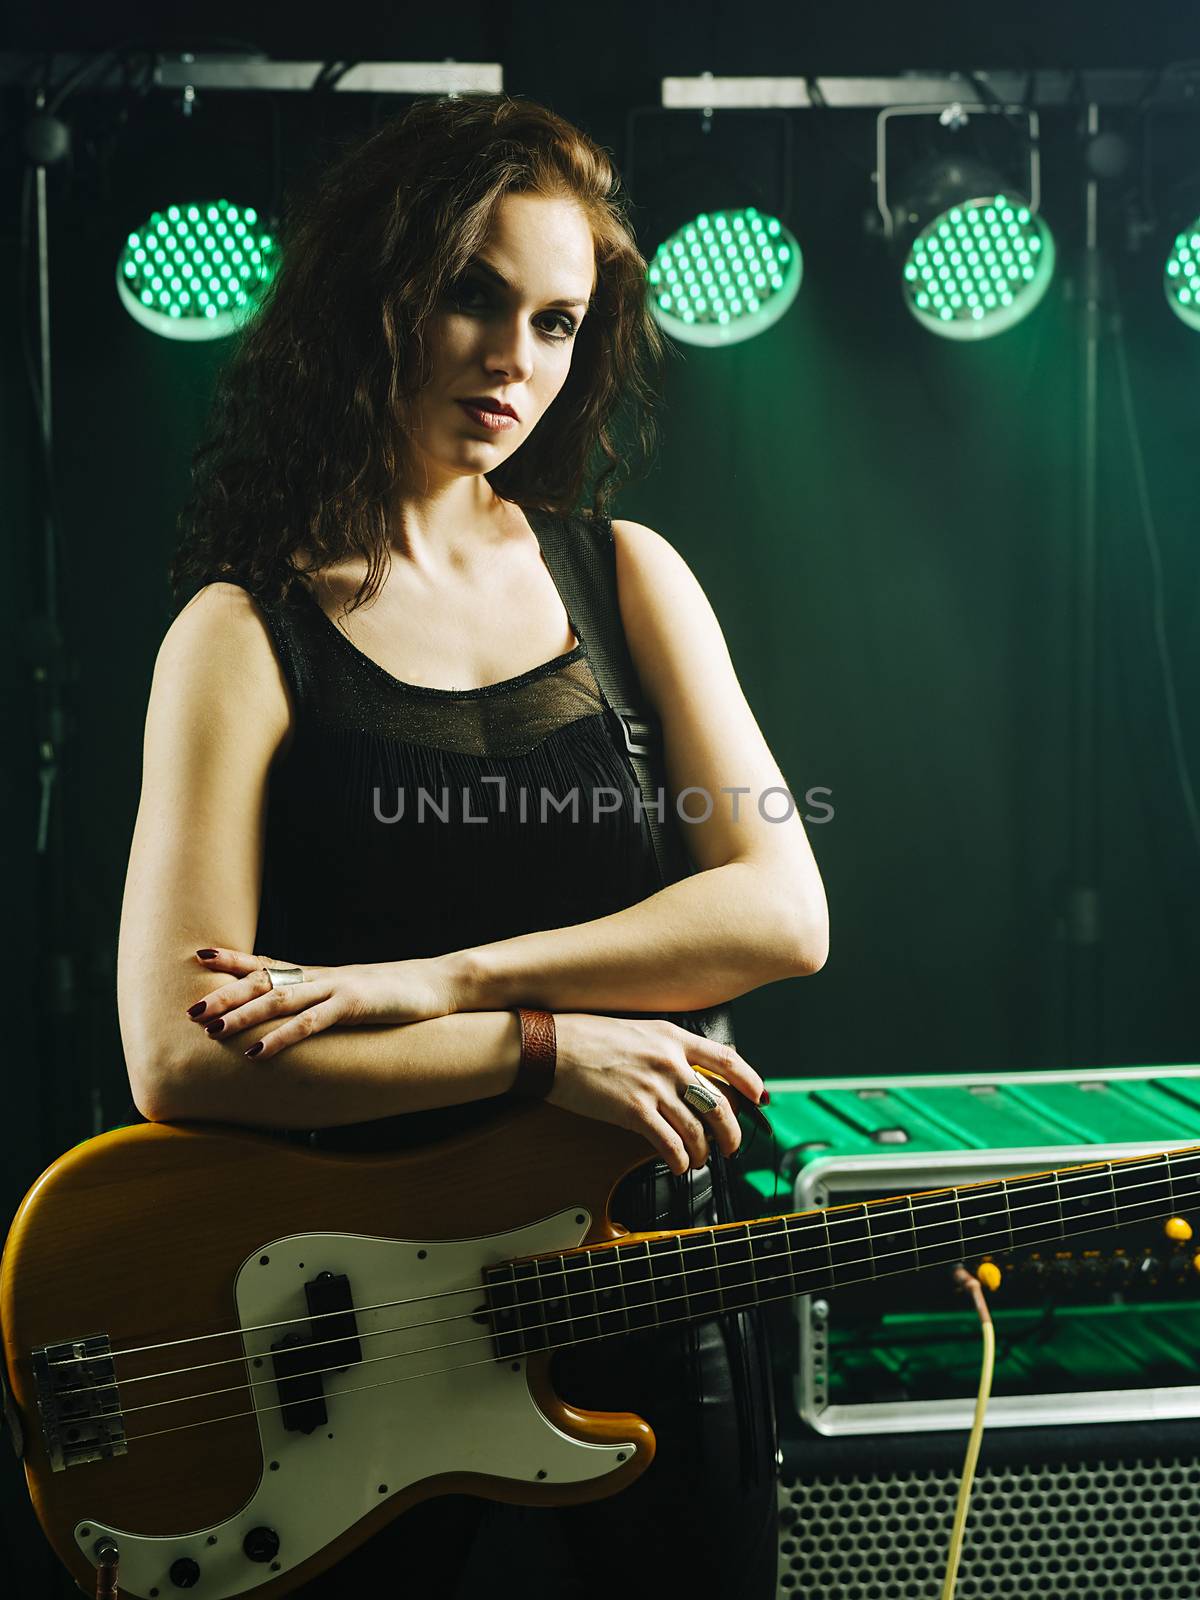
left=408, top=191, right=596, bottom=483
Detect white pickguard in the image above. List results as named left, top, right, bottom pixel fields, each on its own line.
left=75, top=1208, right=633, bottom=1597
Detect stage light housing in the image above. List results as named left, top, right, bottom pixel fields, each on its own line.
left=892, top=157, right=1055, bottom=342
left=117, top=199, right=277, bottom=342
left=1164, top=220, right=1200, bottom=331
left=646, top=206, right=802, bottom=348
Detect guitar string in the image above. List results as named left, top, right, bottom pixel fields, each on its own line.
left=46, top=1159, right=1192, bottom=1401
left=47, top=1155, right=1175, bottom=1399
left=45, top=1147, right=1193, bottom=1378
left=50, top=1164, right=1190, bottom=1419
left=119, top=1200, right=1186, bottom=1449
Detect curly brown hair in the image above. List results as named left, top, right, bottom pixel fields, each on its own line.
left=167, top=92, right=667, bottom=618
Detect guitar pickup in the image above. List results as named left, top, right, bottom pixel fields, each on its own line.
left=270, top=1332, right=327, bottom=1435
left=304, top=1271, right=361, bottom=1370
left=270, top=1272, right=361, bottom=1435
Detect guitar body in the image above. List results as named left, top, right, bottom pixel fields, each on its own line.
left=1, top=1104, right=659, bottom=1598
left=13, top=1093, right=1180, bottom=1596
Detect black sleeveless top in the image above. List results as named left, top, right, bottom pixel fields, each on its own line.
left=239, top=514, right=698, bottom=1152
left=206, top=519, right=775, bottom=1498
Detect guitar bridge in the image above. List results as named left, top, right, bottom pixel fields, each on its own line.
left=31, top=1334, right=126, bottom=1474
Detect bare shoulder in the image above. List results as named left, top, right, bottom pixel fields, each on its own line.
left=609, top=517, right=714, bottom=611
left=154, top=581, right=293, bottom=761
left=608, top=517, right=732, bottom=714
left=166, top=578, right=268, bottom=645
left=168, top=578, right=274, bottom=646
left=609, top=515, right=682, bottom=568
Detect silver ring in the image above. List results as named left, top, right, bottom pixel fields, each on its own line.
left=681, top=1075, right=722, bottom=1116
left=263, top=965, right=304, bottom=989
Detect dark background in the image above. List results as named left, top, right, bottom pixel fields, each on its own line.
left=5, top=1, right=1200, bottom=1590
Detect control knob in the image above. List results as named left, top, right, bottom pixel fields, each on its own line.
left=243, top=1526, right=281, bottom=1563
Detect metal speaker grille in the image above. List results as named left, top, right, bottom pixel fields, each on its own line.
left=778, top=1457, right=1200, bottom=1597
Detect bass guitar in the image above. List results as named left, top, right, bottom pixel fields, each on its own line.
left=3, top=1104, right=1197, bottom=1597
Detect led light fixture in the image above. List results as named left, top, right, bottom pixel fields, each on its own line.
left=902, top=193, right=1055, bottom=342
left=646, top=206, right=802, bottom=348
left=117, top=199, right=277, bottom=341
left=878, top=110, right=1056, bottom=343
left=1164, top=219, right=1200, bottom=331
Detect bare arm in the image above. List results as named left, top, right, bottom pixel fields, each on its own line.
left=118, top=582, right=527, bottom=1125
left=445, top=862, right=811, bottom=1016
left=157, top=1008, right=523, bottom=1127
left=443, top=516, right=829, bottom=1014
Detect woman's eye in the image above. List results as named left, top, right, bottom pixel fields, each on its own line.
left=448, top=281, right=577, bottom=341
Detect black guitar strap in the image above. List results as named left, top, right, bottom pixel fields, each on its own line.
left=525, top=506, right=736, bottom=1049
left=526, top=512, right=775, bottom=1494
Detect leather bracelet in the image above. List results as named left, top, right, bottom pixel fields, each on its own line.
left=512, top=1008, right=556, bottom=1099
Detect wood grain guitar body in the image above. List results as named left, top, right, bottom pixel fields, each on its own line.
left=1, top=1105, right=658, bottom=1598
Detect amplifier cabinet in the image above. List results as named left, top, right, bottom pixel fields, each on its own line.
left=776, top=1422, right=1200, bottom=1600
left=746, top=1066, right=1200, bottom=1597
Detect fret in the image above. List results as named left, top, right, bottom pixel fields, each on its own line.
left=909, top=1191, right=964, bottom=1273
left=618, top=1238, right=657, bottom=1331
left=534, top=1252, right=573, bottom=1348
left=613, top=1235, right=629, bottom=1333
left=1005, top=1173, right=1067, bottom=1248
left=588, top=1245, right=628, bottom=1341
left=510, top=1260, right=541, bottom=1355
left=483, top=1263, right=525, bottom=1360
left=1057, top=1161, right=1119, bottom=1237
left=1110, top=1154, right=1173, bottom=1228
left=647, top=1235, right=690, bottom=1327
left=1166, top=1149, right=1200, bottom=1211
left=718, top=1222, right=757, bottom=1312
left=958, top=1181, right=1013, bottom=1260
left=562, top=1251, right=600, bottom=1345
left=784, top=1212, right=834, bottom=1296
left=685, top=1228, right=722, bottom=1319
left=748, top=1217, right=792, bottom=1301
left=864, top=1197, right=918, bottom=1278
left=824, top=1203, right=871, bottom=1289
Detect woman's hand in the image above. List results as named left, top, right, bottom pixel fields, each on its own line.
left=185, top=947, right=459, bottom=1059
left=547, top=1013, right=766, bottom=1176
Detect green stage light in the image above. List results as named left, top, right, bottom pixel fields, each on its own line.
left=646, top=207, right=802, bottom=348
left=1164, top=221, right=1200, bottom=331
left=116, top=199, right=278, bottom=342
left=902, top=196, right=1055, bottom=342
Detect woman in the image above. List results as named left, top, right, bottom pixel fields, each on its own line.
left=118, top=93, right=828, bottom=1596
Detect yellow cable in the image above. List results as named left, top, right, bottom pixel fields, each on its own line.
left=940, top=1267, right=996, bottom=1600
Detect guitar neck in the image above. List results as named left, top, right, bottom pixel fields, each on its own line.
left=483, top=1144, right=1200, bottom=1357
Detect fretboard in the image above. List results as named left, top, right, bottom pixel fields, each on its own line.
left=482, top=1144, right=1200, bottom=1359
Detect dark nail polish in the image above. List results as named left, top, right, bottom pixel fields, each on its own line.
left=187, top=1001, right=207, bottom=1018
left=760, top=1089, right=771, bottom=1106
left=245, top=1041, right=264, bottom=1058
left=196, top=949, right=217, bottom=960
left=205, top=1019, right=225, bottom=1035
